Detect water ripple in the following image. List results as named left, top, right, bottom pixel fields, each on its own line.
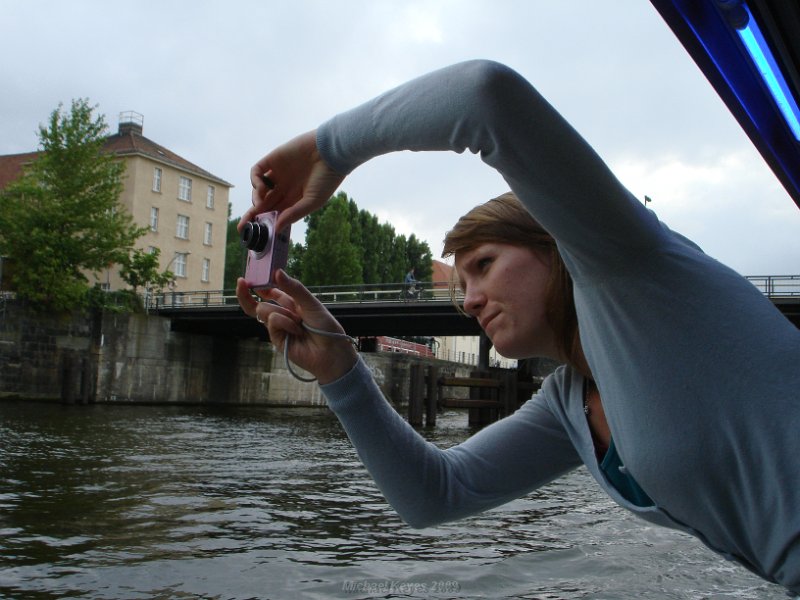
left=0, top=402, right=788, bottom=599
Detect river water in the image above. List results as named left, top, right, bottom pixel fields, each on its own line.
left=0, top=401, right=788, bottom=600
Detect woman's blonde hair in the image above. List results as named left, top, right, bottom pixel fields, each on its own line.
left=442, top=192, right=589, bottom=376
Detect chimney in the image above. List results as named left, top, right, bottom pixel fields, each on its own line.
left=118, top=110, right=144, bottom=136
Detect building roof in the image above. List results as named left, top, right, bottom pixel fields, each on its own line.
left=0, top=121, right=232, bottom=190
left=104, top=122, right=232, bottom=187
left=0, top=151, right=38, bottom=189
left=432, top=259, right=453, bottom=288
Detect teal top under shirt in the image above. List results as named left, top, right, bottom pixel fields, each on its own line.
left=601, top=439, right=654, bottom=508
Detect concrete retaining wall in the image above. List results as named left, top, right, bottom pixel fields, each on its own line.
left=0, top=301, right=474, bottom=407
left=0, top=300, right=96, bottom=402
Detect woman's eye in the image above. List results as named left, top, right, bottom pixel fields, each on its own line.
left=477, top=257, right=493, bottom=270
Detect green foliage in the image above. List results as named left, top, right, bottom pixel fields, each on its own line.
left=0, top=98, right=144, bottom=309
left=226, top=190, right=434, bottom=289
left=404, top=233, right=434, bottom=282
left=302, top=194, right=362, bottom=285
left=120, top=247, right=173, bottom=293
left=303, top=191, right=433, bottom=285
left=86, top=285, right=141, bottom=313
left=286, top=242, right=305, bottom=278
left=223, top=216, right=246, bottom=290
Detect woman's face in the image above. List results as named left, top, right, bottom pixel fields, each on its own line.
left=455, top=242, right=557, bottom=360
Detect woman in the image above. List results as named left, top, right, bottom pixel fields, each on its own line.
left=235, top=60, right=799, bottom=594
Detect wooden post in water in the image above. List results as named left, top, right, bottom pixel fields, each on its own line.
left=501, top=370, right=517, bottom=417
left=469, top=369, right=496, bottom=427
left=478, top=332, right=492, bottom=370
left=408, top=363, right=425, bottom=427
left=425, top=365, right=439, bottom=427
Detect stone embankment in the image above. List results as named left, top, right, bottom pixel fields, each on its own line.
left=0, top=301, right=473, bottom=408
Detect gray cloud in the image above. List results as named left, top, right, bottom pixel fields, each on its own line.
left=1, top=0, right=797, bottom=274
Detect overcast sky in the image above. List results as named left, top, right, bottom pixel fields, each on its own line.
left=2, top=0, right=798, bottom=276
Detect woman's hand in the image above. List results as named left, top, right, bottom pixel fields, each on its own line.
left=239, top=130, right=346, bottom=234
left=235, top=270, right=358, bottom=385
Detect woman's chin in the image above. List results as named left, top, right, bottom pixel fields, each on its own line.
left=492, top=338, right=549, bottom=361
left=490, top=339, right=525, bottom=360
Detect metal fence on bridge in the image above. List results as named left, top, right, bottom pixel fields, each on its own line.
left=744, top=275, right=800, bottom=297
left=145, top=280, right=463, bottom=310
left=144, top=275, right=799, bottom=311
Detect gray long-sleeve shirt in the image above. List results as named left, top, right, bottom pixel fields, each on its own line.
left=316, top=60, right=800, bottom=593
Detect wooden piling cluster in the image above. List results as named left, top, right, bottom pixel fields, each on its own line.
left=408, top=364, right=539, bottom=428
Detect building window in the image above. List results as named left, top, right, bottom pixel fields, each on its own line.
left=176, top=215, right=190, bottom=239
left=150, top=207, right=159, bottom=232
left=206, top=185, right=215, bottom=209
left=153, top=167, right=162, bottom=192
left=201, top=258, right=210, bottom=282
left=173, top=253, right=188, bottom=278
left=203, top=222, right=212, bottom=246
left=179, top=176, right=192, bottom=202
left=147, top=246, right=158, bottom=255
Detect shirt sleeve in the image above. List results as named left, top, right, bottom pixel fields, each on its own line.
left=316, top=59, right=666, bottom=280
left=321, top=357, right=582, bottom=529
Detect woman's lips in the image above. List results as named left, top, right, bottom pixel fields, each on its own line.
left=480, top=312, right=499, bottom=332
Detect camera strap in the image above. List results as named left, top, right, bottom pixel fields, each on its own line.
left=284, top=323, right=358, bottom=383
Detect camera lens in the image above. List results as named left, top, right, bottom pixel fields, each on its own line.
left=241, top=221, right=270, bottom=252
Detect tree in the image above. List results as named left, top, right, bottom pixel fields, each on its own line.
left=403, top=233, right=434, bottom=282
left=223, top=214, right=246, bottom=290
left=297, top=190, right=434, bottom=287
left=285, top=241, right=305, bottom=278
left=302, top=195, right=362, bottom=286
left=0, top=99, right=143, bottom=308
left=358, top=211, right=382, bottom=283
left=120, top=248, right=173, bottom=294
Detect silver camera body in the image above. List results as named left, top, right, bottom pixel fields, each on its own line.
left=241, top=211, right=291, bottom=290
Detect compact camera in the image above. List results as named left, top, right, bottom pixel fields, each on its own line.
left=241, top=211, right=291, bottom=289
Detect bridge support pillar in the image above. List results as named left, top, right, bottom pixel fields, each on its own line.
left=478, top=332, right=492, bottom=370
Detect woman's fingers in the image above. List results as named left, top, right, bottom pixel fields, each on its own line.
left=235, top=273, right=356, bottom=384
left=244, top=130, right=346, bottom=233
left=235, top=278, right=259, bottom=316
left=236, top=278, right=302, bottom=334
left=272, top=270, right=325, bottom=313
left=255, top=286, right=300, bottom=317
left=255, top=302, right=303, bottom=336
left=265, top=311, right=305, bottom=348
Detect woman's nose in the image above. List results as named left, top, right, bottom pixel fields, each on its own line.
left=462, top=285, right=485, bottom=317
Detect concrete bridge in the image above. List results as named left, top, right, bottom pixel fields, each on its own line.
left=148, top=275, right=800, bottom=339
left=149, top=281, right=479, bottom=339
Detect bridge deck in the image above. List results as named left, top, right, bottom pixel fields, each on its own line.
left=146, top=276, right=800, bottom=338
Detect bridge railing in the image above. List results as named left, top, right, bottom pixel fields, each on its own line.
left=306, top=280, right=462, bottom=304
left=745, top=275, right=800, bottom=296
left=144, top=275, right=797, bottom=310
left=146, top=288, right=238, bottom=310
left=146, top=280, right=463, bottom=310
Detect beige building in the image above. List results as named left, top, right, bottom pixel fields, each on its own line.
left=0, top=112, right=232, bottom=294
left=100, top=112, right=231, bottom=293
